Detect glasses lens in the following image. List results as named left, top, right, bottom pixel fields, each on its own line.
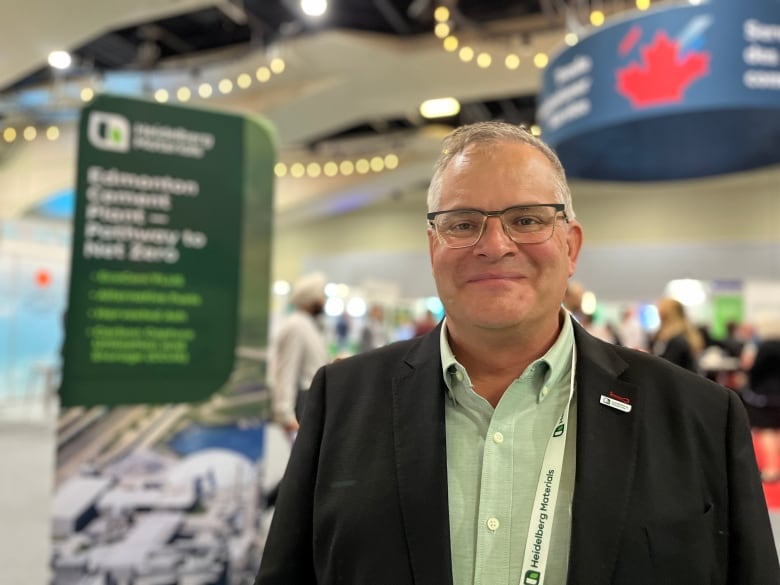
left=434, top=210, right=484, bottom=247
left=503, top=206, right=558, bottom=243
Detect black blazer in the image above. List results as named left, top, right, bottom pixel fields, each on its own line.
left=256, top=320, right=779, bottom=585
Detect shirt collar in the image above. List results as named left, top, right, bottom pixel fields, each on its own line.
left=440, top=309, right=575, bottom=404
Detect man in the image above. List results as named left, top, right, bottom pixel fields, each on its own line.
left=255, top=122, right=778, bottom=584
left=268, top=272, right=329, bottom=433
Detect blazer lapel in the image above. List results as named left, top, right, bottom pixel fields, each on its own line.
left=392, top=326, right=454, bottom=585
left=568, top=324, right=641, bottom=585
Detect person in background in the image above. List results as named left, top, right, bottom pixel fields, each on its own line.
left=562, top=281, right=586, bottom=323
left=651, top=297, right=705, bottom=372
left=617, top=304, right=647, bottom=351
left=581, top=312, right=619, bottom=345
left=359, top=304, right=389, bottom=352
left=742, top=314, right=780, bottom=483
left=255, top=121, right=777, bottom=585
left=268, top=272, right=329, bottom=434
left=334, top=313, right=351, bottom=353
left=413, top=309, right=438, bottom=336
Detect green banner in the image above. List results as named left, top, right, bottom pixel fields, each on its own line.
left=60, top=95, right=275, bottom=406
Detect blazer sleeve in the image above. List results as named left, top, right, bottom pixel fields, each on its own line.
left=255, top=366, right=327, bottom=584
left=724, top=388, right=780, bottom=584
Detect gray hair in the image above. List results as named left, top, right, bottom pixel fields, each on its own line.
left=426, top=121, right=575, bottom=220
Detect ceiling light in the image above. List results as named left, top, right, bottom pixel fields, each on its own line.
left=476, top=53, right=492, bottom=68
left=419, top=97, right=461, bottom=119
left=370, top=156, right=384, bottom=172
left=154, top=89, right=169, bottom=103
left=458, top=46, right=474, bottom=62
left=237, top=73, right=252, bottom=89
left=533, top=52, right=549, bottom=69
left=590, top=10, right=606, bottom=27
left=443, top=36, right=459, bottom=52
left=383, top=154, right=399, bottom=169
left=23, top=126, right=37, bottom=141
left=564, top=33, right=579, bottom=46
left=300, top=0, right=327, bottom=17
left=355, top=159, right=371, bottom=174
left=290, top=163, right=306, bottom=178
left=46, top=126, right=59, bottom=141
left=434, top=6, right=450, bottom=22
left=505, top=54, right=521, bottom=69
left=48, top=50, right=72, bottom=70
left=306, top=162, right=322, bottom=178
left=435, top=23, right=450, bottom=39
left=256, top=67, right=271, bottom=82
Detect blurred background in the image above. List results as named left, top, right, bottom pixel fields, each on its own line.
left=1, top=0, right=779, bottom=583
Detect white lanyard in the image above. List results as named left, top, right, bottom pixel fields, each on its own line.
left=518, top=344, right=577, bottom=585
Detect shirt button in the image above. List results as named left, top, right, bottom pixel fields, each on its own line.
left=455, top=370, right=464, bottom=382
left=486, top=517, right=500, bottom=532
left=541, top=386, right=550, bottom=398
left=492, top=432, right=504, bottom=444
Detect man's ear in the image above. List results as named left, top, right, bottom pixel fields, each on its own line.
left=566, top=220, right=583, bottom=277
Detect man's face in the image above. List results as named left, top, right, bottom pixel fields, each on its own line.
left=427, top=141, right=582, bottom=337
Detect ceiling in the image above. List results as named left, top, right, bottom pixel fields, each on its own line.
left=0, top=0, right=659, bottom=224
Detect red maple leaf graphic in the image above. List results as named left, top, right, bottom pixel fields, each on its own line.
left=616, top=30, right=710, bottom=108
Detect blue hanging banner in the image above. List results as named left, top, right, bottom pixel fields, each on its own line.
left=538, top=0, right=780, bottom=181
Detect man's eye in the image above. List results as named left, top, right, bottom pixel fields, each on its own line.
left=514, top=215, right=542, bottom=226
left=450, top=220, right=479, bottom=232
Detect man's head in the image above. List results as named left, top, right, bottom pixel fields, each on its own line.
left=426, top=121, right=583, bottom=339
left=291, top=272, right=327, bottom=316
left=427, top=121, right=575, bottom=220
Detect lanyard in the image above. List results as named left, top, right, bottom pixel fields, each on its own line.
left=518, top=343, right=576, bottom=585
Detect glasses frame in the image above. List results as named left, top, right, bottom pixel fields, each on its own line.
left=427, top=203, right=568, bottom=249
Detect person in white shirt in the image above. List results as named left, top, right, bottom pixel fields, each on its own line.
left=269, top=272, right=329, bottom=433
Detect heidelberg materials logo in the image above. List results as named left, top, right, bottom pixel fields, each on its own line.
left=87, top=111, right=131, bottom=152
left=616, top=15, right=713, bottom=108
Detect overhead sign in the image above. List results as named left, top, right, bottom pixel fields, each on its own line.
left=538, top=0, right=780, bottom=181
left=60, top=95, right=275, bottom=406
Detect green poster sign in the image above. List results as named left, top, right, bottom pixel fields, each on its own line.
left=60, top=95, right=275, bottom=406
left=711, top=294, right=744, bottom=340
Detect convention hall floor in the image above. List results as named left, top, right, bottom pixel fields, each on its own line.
left=1, top=408, right=779, bottom=584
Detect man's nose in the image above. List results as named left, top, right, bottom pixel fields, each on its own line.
left=475, top=216, right=516, bottom=251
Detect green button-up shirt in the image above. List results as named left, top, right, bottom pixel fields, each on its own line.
left=441, top=312, right=577, bottom=585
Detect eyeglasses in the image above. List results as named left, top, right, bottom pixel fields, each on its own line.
left=427, top=203, right=567, bottom=249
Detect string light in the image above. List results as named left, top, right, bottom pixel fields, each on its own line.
left=3, top=54, right=288, bottom=126
left=0, top=124, right=67, bottom=144
left=272, top=153, right=402, bottom=179
left=432, top=2, right=640, bottom=70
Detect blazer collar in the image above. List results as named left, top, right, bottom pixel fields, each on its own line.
left=392, top=323, right=454, bottom=585
left=568, top=321, right=641, bottom=585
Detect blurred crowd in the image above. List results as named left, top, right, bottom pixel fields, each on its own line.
left=269, top=273, right=780, bottom=483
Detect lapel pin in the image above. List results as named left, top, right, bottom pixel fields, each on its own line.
left=600, top=392, right=632, bottom=413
